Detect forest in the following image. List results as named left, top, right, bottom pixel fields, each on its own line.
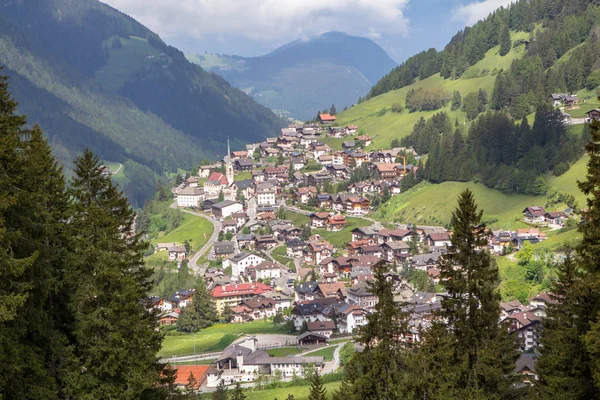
left=369, top=0, right=600, bottom=102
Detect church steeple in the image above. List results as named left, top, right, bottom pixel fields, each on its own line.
left=226, top=137, right=234, bottom=186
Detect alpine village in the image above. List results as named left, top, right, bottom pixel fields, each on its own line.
left=3, top=0, right=600, bottom=399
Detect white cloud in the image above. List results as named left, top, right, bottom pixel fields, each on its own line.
left=102, top=0, right=410, bottom=42
left=453, top=0, right=514, bottom=26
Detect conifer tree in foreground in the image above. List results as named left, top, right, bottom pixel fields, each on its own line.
left=66, top=149, right=166, bottom=399
left=308, top=370, right=327, bottom=400
left=212, top=380, right=228, bottom=400
left=0, top=75, right=74, bottom=398
left=417, top=189, right=519, bottom=399
left=231, top=382, right=246, bottom=400
left=536, top=118, right=600, bottom=398
left=334, top=261, right=414, bottom=399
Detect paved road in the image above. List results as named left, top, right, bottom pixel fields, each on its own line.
left=111, top=162, right=123, bottom=175
left=171, top=202, right=222, bottom=274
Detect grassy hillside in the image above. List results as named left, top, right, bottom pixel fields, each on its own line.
left=377, top=154, right=587, bottom=229
left=334, top=31, right=529, bottom=150
left=95, top=36, right=162, bottom=93
left=150, top=212, right=214, bottom=252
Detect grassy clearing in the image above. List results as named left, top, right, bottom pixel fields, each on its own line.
left=95, top=36, right=162, bottom=92
left=150, top=212, right=214, bottom=252
left=272, top=245, right=294, bottom=268
left=286, top=211, right=311, bottom=228
left=377, top=181, right=540, bottom=229
left=303, top=346, right=336, bottom=361
left=377, top=152, right=587, bottom=229
left=315, top=217, right=372, bottom=248
left=334, top=30, right=527, bottom=150
left=160, top=321, right=289, bottom=357
left=235, top=171, right=253, bottom=181
left=266, top=347, right=303, bottom=357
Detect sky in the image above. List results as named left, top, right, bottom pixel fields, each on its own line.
left=101, top=0, right=515, bottom=62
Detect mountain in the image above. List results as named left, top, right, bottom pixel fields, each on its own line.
left=188, top=32, right=397, bottom=120
left=0, top=0, right=283, bottom=205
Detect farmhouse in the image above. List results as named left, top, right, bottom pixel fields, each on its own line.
left=318, top=113, right=336, bottom=123
left=522, top=206, right=546, bottom=223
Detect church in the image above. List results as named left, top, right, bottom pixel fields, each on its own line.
left=203, top=138, right=236, bottom=199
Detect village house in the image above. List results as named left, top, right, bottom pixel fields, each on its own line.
left=347, top=281, right=378, bottom=310
left=326, top=215, right=348, bottom=231
left=295, top=282, right=319, bottom=302
left=168, top=245, right=187, bottom=261
left=358, top=244, right=383, bottom=258
left=310, top=212, right=331, bottom=228
left=545, top=211, right=567, bottom=226
left=198, top=165, right=214, bottom=178
left=318, top=113, right=336, bottom=124
left=381, top=241, right=411, bottom=263
left=156, top=242, right=177, bottom=252
left=327, top=164, right=350, bottom=179
left=522, top=206, right=546, bottom=223
left=230, top=298, right=278, bottom=323
left=503, top=311, right=543, bottom=351
left=263, top=166, right=288, bottom=182
left=307, top=172, right=332, bottom=187
left=206, top=337, right=324, bottom=387
left=346, top=196, right=371, bottom=216
left=291, top=298, right=340, bottom=329
left=254, top=261, right=282, bottom=281
left=306, top=320, right=336, bottom=338
left=234, top=158, right=253, bottom=171
left=586, top=108, right=600, bottom=122
left=294, top=186, right=317, bottom=204
left=256, top=182, right=277, bottom=206
left=291, top=156, right=306, bottom=170
left=236, top=234, right=255, bottom=250
left=211, top=200, right=244, bottom=219
left=214, top=242, right=236, bottom=259
left=231, top=212, right=249, bottom=228
left=176, top=186, right=205, bottom=208
left=286, top=238, right=306, bottom=258
left=331, top=304, right=368, bottom=333
left=211, top=283, right=273, bottom=314
left=230, top=252, right=266, bottom=277
left=222, top=219, right=238, bottom=234
left=304, top=239, right=334, bottom=265
left=255, top=235, right=278, bottom=251
left=159, top=312, right=179, bottom=327
left=426, top=232, right=452, bottom=247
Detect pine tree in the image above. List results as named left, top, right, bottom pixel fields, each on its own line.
left=308, top=370, right=327, bottom=400
left=285, top=395, right=295, bottom=400
left=329, top=104, right=337, bottom=115
left=334, top=262, right=414, bottom=399
left=231, top=382, right=246, bottom=400
left=212, top=380, right=228, bottom=400
left=218, top=190, right=225, bottom=202
left=417, top=189, right=520, bottom=399
left=451, top=90, right=462, bottom=110
left=66, top=149, right=167, bottom=398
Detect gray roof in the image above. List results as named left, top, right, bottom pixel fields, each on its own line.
left=214, top=241, right=235, bottom=254
left=348, top=281, right=372, bottom=297
left=212, top=200, right=241, bottom=209
left=230, top=252, right=253, bottom=262
left=218, top=343, right=253, bottom=362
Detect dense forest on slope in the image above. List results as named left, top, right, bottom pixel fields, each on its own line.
left=0, top=0, right=283, bottom=205
left=369, top=0, right=598, bottom=99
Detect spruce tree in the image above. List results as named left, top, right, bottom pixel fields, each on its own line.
left=499, top=25, right=511, bottom=56
left=0, top=77, right=72, bottom=398
left=231, top=382, right=246, bottom=400
left=334, top=262, right=414, bottom=399
left=177, top=279, right=218, bottom=332
left=212, top=380, right=228, bottom=400
left=537, top=119, right=600, bottom=398
left=308, top=370, right=327, bottom=400
left=66, top=149, right=167, bottom=399
left=417, top=189, right=519, bottom=399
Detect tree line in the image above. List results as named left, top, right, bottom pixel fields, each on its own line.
left=402, top=106, right=586, bottom=195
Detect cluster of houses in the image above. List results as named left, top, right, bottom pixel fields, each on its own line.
left=172, top=121, right=418, bottom=215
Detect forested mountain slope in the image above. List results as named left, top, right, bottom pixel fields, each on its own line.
left=0, top=0, right=283, bottom=205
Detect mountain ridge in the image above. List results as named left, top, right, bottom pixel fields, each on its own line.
left=189, top=31, right=397, bottom=120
